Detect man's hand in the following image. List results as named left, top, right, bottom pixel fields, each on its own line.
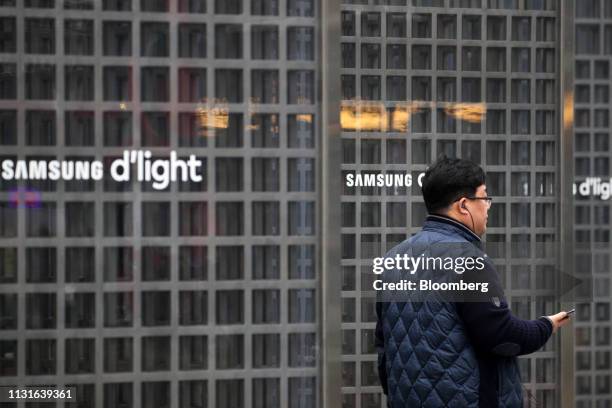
left=546, top=311, right=571, bottom=333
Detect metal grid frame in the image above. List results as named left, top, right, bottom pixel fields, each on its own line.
left=573, top=0, right=612, bottom=407
left=338, top=0, right=568, bottom=407
left=0, top=0, right=321, bottom=407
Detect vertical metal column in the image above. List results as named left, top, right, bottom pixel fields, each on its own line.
left=559, top=0, right=576, bottom=407
left=320, top=0, right=343, bottom=407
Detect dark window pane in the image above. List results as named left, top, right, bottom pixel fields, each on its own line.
left=141, top=336, right=170, bottom=371
left=104, top=21, right=131, bottom=56
left=64, top=19, right=93, bottom=55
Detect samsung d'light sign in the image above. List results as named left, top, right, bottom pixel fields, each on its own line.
left=574, top=177, right=612, bottom=200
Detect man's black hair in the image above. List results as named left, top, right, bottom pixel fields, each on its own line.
left=421, top=157, right=486, bottom=214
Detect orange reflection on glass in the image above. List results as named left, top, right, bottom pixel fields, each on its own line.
left=443, top=103, right=486, bottom=123
left=341, top=102, right=486, bottom=132
left=340, top=103, right=382, bottom=131
left=296, top=114, right=313, bottom=123
left=194, top=105, right=229, bottom=138
left=389, top=105, right=411, bottom=132
left=341, top=102, right=420, bottom=132
left=563, top=91, right=574, bottom=130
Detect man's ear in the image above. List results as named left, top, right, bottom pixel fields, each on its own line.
left=457, top=198, right=469, bottom=214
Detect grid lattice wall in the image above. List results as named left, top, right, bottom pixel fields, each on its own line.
left=339, top=0, right=561, bottom=407
left=574, top=0, right=612, bottom=406
left=0, top=0, right=320, bottom=407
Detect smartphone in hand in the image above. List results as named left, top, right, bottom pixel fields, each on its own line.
left=563, top=309, right=575, bottom=319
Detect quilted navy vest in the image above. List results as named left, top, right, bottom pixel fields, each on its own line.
left=377, top=218, right=523, bottom=408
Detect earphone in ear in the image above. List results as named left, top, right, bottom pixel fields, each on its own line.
left=462, top=201, right=476, bottom=233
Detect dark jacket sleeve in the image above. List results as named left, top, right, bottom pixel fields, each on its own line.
left=457, top=300, right=553, bottom=356
left=375, top=301, right=388, bottom=395
left=456, top=261, right=554, bottom=357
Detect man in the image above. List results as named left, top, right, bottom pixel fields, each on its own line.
left=375, top=157, right=569, bottom=408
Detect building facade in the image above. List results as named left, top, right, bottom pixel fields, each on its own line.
left=338, top=0, right=568, bottom=407
left=0, top=0, right=603, bottom=407
left=574, top=1, right=612, bottom=407
left=0, top=0, right=320, bottom=407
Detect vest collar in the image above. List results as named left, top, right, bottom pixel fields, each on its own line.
left=424, top=214, right=482, bottom=244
